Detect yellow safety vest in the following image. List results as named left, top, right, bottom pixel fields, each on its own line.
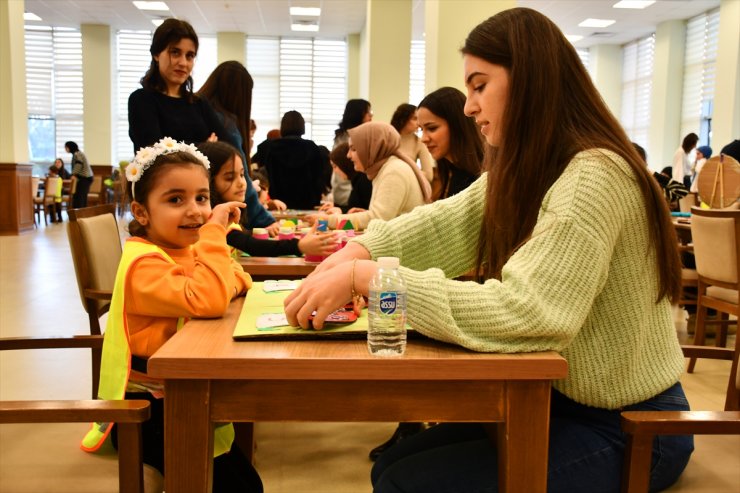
left=81, top=240, right=234, bottom=456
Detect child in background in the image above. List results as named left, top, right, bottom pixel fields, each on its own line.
left=81, top=138, right=263, bottom=492
left=199, top=141, right=338, bottom=257
left=252, top=170, right=287, bottom=211
left=46, top=165, right=64, bottom=223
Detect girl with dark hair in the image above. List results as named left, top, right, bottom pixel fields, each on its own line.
left=128, top=18, right=233, bottom=159
left=391, top=103, right=435, bottom=183
left=285, top=8, right=692, bottom=493
left=672, top=132, right=699, bottom=187
left=65, top=140, right=92, bottom=208
left=418, top=87, right=483, bottom=199
left=334, top=99, right=373, bottom=144
left=197, top=61, right=278, bottom=234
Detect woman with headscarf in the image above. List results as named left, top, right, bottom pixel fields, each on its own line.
left=310, top=122, right=431, bottom=230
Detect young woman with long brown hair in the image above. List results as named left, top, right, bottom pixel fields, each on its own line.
left=284, top=8, right=691, bottom=492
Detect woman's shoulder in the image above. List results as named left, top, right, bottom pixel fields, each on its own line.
left=567, top=148, right=634, bottom=182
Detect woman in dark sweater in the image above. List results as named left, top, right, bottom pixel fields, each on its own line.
left=128, top=19, right=232, bottom=155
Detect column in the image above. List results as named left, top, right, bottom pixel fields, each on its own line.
left=81, top=24, right=113, bottom=166
left=360, top=0, right=412, bottom=122
left=218, top=32, right=246, bottom=63
left=589, top=45, right=623, bottom=120
left=712, top=0, right=740, bottom=149
left=424, top=0, right=514, bottom=93
left=649, top=20, right=686, bottom=168
left=347, top=34, right=360, bottom=99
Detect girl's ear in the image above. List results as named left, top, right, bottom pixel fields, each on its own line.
left=131, top=201, right=149, bottom=227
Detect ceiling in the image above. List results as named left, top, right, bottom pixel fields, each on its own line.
left=23, top=0, right=721, bottom=47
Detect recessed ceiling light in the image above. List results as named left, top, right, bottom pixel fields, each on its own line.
left=24, top=12, right=42, bottom=21
left=291, top=23, right=319, bottom=32
left=579, top=18, right=616, bottom=28
left=290, top=7, right=321, bottom=16
left=565, top=35, right=584, bottom=43
left=613, top=1, right=655, bottom=9
left=133, top=1, right=170, bottom=11
left=152, top=19, right=165, bottom=27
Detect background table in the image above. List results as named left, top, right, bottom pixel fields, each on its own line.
left=149, top=297, right=568, bottom=493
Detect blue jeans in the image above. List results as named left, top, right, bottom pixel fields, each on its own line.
left=371, top=382, right=693, bottom=493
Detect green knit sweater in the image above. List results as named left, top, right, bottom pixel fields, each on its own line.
left=354, top=149, right=684, bottom=409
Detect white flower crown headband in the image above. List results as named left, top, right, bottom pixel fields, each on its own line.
left=126, top=137, right=210, bottom=201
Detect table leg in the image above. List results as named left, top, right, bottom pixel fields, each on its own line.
left=164, top=379, right=214, bottom=492
left=497, top=381, right=551, bottom=493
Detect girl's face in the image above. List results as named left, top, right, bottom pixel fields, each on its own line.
left=401, top=113, right=419, bottom=135
left=214, top=155, right=247, bottom=203
left=347, top=140, right=364, bottom=172
left=331, top=161, right=348, bottom=180
left=154, top=38, right=196, bottom=96
left=418, top=107, right=451, bottom=162
left=463, top=54, right=510, bottom=147
left=54, top=159, right=63, bottom=168
left=132, top=164, right=211, bottom=249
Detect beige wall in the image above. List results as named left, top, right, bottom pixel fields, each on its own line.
left=81, top=24, right=112, bottom=164
left=347, top=34, right=360, bottom=100
left=0, top=0, right=29, bottom=163
left=589, top=44, right=623, bottom=119
left=218, top=32, right=246, bottom=63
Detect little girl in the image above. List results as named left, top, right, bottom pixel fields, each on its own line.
left=198, top=141, right=338, bottom=257
left=81, top=137, right=263, bottom=492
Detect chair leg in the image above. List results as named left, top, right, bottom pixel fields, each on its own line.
left=715, top=313, right=729, bottom=348
left=687, top=305, right=708, bottom=373
left=621, top=432, right=653, bottom=493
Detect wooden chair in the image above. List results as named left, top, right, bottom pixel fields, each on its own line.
left=33, top=176, right=60, bottom=226
left=62, top=175, right=78, bottom=212
left=678, top=192, right=697, bottom=213
left=620, top=343, right=740, bottom=493
left=687, top=207, right=740, bottom=373
left=31, top=176, right=41, bottom=225
left=87, top=175, right=104, bottom=206
left=67, top=204, right=122, bottom=397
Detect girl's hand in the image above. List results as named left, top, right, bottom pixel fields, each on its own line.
left=209, top=201, right=245, bottom=228
left=309, top=242, right=371, bottom=277
left=265, top=222, right=280, bottom=237
left=304, top=214, right=325, bottom=226
left=298, top=225, right=340, bottom=256
left=318, top=201, right=334, bottom=212
left=207, top=132, right=218, bottom=142
left=324, top=207, right=342, bottom=215
left=268, top=198, right=287, bottom=211
left=284, top=259, right=377, bottom=330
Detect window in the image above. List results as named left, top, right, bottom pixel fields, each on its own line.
left=25, top=26, right=83, bottom=171
left=576, top=48, right=590, bottom=75
left=248, top=36, right=347, bottom=149
left=114, top=31, right=217, bottom=162
left=620, top=34, right=655, bottom=152
left=409, top=40, right=425, bottom=106
left=680, top=9, right=719, bottom=147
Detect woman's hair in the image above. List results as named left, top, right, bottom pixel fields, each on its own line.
left=196, top=141, right=242, bottom=210
left=197, top=61, right=253, bottom=163
left=681, top=133, right=699, bottom=153
left=140, top=18, right=199, bottom=101
left=418, top=87, right=484, bottom=195
left=280, top=110, right=306, bottom=137
left=335, top=99, right=371, bottom=140
left=126, top=151, right=208, bottom=237
left=54, top=158, right=64, bottom=165
left=330, top=141, right=356, bottom=180
left=65, top=141, right=79, bottom=153
left=462, top=7, right=680, bottom=302
left=390, top=103, right=416, bottom=133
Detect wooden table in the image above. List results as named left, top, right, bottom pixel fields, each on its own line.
left=237, top=256, right=317, bottom=280
left=148, top=297, right=568, bottom=493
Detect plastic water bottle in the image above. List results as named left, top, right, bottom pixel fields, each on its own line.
left=368, top=257, right=407, bottom=356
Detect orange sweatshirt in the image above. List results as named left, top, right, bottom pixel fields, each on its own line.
left=124, top=223, right=252, bottom=357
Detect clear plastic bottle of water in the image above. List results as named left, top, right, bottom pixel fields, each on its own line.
left=368, top=257, right=407, bottom=356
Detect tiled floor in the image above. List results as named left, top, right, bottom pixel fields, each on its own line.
left=0, top=219, right=738, bottom=492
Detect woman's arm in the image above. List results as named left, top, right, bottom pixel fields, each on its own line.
left=417, top=140, right=435, bottom=182
left=227, top=229, right=301, bottom=257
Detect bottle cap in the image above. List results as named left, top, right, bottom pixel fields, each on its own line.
left=377, top=257, right=400, bottom=269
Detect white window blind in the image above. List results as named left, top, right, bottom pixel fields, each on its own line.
left=680, top=9, right=719, bottom=146
left=620, top=34, right=654, bottom=152
left=248, top=36, right=347, bottom=149
left=115, top=31, right=217, bottom=162
left=25, top=26, right=83, bottom=164
left=409, top=40, right=425, bottom=106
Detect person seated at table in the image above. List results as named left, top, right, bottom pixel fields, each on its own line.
left=689, top=145, right=712, bottom=193
left=308, top=122, right=432, bottom=230
left=200, top=141, right=337, bottom=258
left=81, top=137, right=263, bottom=492
left=284, top=8, right=693, bottom=493
left=50, top=157, right=71, bottom=179
left=633, top=143, right=689, bottom=205
left=252, top=170, right=287, bottom=212
left=46, top=164, right=64, bottom=223
left=319, top=141, right=373, bottom=215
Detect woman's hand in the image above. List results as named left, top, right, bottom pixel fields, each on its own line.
left=318, top=201, right=334, bottom=212
left=268, top=198, right=287, bottom=211
left=265, top=222, right=280, bottom=237
left=298, top=225, right=340, bottom=256
left=309, top=242, right=371, bottom=277
left=347, top=207, right=366, bottom=214
left=209, top=201, right=245, bottom=228
left=304, top=214, right=327, bottom=226
left=284, top=259, right=377, bottom=330
left=324, top=207, right=343, bottom=215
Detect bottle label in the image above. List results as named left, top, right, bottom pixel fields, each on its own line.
left=379, top=292, right=397, bottom=315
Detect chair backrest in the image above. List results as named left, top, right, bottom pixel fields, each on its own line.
left=31, top=176, right=40, bottom=198
left=90, top=175, right=103, bottom=194
left=67, top=204, right=122, bottom=327
left=678, top=192, right=696, bottom=213
left=44, top=175, right=61, bottom=202
left=690, top=207, right=740, bottom=286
